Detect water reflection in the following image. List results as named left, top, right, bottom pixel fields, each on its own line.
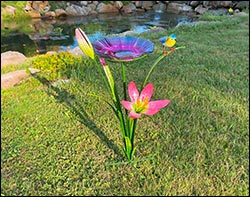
left=1, top=11, right=196, bottom=57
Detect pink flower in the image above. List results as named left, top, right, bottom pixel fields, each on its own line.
left=121, top=81, right=170, bottom=119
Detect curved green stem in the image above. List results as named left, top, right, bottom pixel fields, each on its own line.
left=141, top=46, right=186, bottom=91
left=93, top=57, right=111, bottom=95
left=121, top=62, right=127, bottom=101
left=94, top=57, right=127, bottom=138
left=141, top=54, right=165, bottom=91
left=121, top=62, right=131, bottom=139
left=128, top=118, right=137, bottom=160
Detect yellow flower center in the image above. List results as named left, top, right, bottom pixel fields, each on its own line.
left=132, top=96, right=149, bottom=113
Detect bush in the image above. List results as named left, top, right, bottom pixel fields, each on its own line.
left=32, top=52, right=87, bottom=80
left=1, top=1, right=31, bottom=22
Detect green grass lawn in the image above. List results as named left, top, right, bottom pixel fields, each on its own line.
left=1, top=13, right=249, bottom=196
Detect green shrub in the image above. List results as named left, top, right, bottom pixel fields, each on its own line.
left=1, top=1, right=31, bottom=22
left=199, top=12, right=229, bottom=21
left=32, top=52, right=87, bottom=81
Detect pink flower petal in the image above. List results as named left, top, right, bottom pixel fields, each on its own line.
left=144, top=100, right=170, bottom=115
left=129, top=111, right=141, bottom=119
left=128, top=81, right=139, bottom=102
left=139, top=83, right=153, bottom=101
left=121, top=100, right=132, bottom=111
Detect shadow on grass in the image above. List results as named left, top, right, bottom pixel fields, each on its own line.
left=32, top=73, right=124, bottom=161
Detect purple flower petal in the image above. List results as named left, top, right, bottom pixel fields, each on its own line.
left=93, top=36, right=154, bottom=61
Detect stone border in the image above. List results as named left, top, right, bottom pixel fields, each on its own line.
left=20, top=1, right=249, bottom=19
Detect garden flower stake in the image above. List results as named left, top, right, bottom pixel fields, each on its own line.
left=75, top=28, right=185, bottom=162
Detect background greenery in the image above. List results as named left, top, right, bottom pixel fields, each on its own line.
left=1, top=1, right=31, bottom=22
left=1, top=13, right=249, bottom=196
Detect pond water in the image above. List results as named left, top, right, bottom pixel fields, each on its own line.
left=1, top=10, right=196, bottom=57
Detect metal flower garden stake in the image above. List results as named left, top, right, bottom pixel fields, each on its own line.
left=75, top=28, right=185, bottom=162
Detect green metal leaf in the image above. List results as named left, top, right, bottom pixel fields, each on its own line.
left=125, top=136, right=132, bottom=160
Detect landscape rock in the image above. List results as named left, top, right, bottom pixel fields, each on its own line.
left=87, top=3, right=97, bottom=11
left=209, top=1, right=232, bottom=8
left=74, top=4, right=91, bottom=15
left=44, top=11, right=56, bottom=19
left=121, top=3, right=137, bottom=13
left=167, top=3, right=193, bottom=13
left=18, top=1, right=249, bottom=19
left=233, top=11, right=249, bottom=16
left=194, top=5, right=208, bottom=15
left=65, top=5, right=78, bottom=16
left=190, top=1, right=201, bottom=7
left=153, top=2, right=167, bottom=11
left=1, top=51, right=27, bottom=68
left=96, top=3, right=119, bottom=13
left=80, top=1, right=88, bottom=6
left=134, top=1, right=143, bottom=8
left=234, top=1, right=249, bottom=10
left=142, top=1, right=154, bottom=10
left=23, top=1, right=50, bottom=18
left=1, top=68, right=40, bottom=89
left=55, top=8, right=67, bottom=18
left=114, top=1, right=123, bottom=9
left=4, top=5, right=17, bottom=16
